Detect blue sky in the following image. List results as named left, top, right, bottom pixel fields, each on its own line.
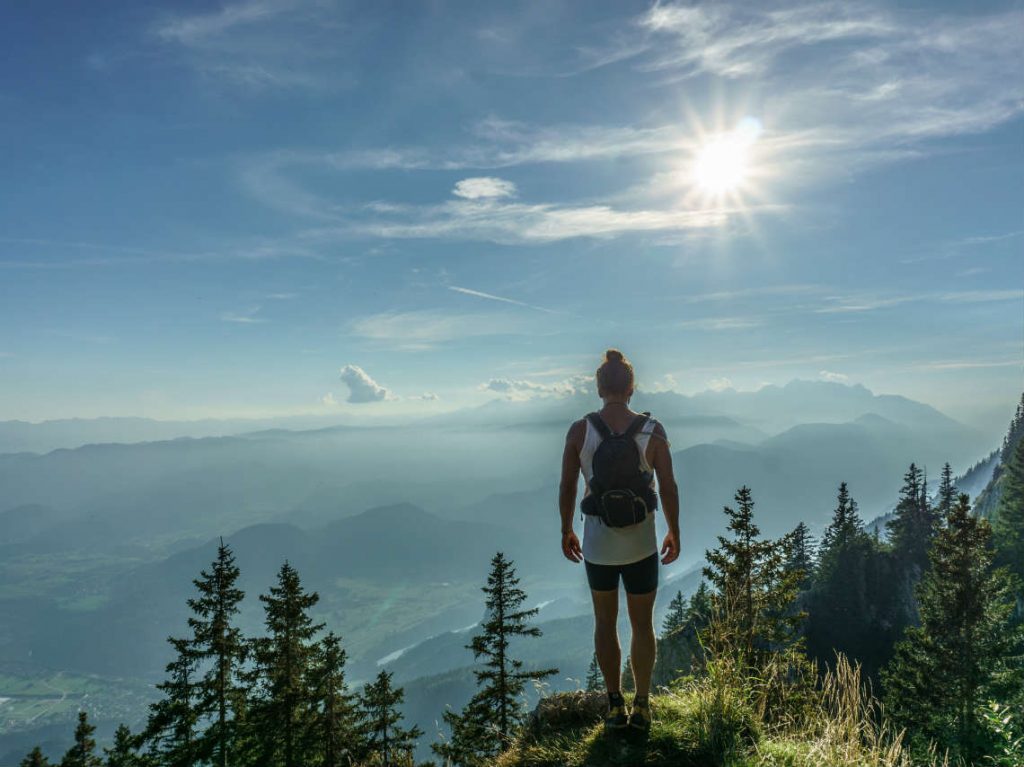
left=0, top=0, right=1021, bottom=429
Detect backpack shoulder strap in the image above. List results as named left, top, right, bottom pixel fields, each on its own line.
left=624, top=412, right=651, bottom=438
left=586, top=412, right=612, bottom=440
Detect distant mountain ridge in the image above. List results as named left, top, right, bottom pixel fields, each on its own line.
left=0, top=380, right=987, bottom=456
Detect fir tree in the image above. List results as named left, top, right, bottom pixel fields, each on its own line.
left=621, top=657, right=634, bottom=693
left=654, top=582, right=712, bottom=685
left=188, top=539, right=246, bottom=767
left=687, top=581, right=712, bottom=630
left=60, top=711, right=102, bottom=767
left=807, top=482, right=897, bottom=680
left=994, top=435, right=1024, bottom=587
left=883, top=494, right=1023, bottom=761
left=703, top=486, right=803, bottom=666
left=250, top=562, right=324, bottom=767
left=783, top=522, right=817, bottom=589
left=887, top=463, right=938, bottom=575
left=19, top=747, right=51, bottom=767
left=584, top=652, right=602, bottom=692
left=142, top=637, right=198, bottom=767
left=936, top=462, right=957, bottom=519
left=359, top=671, right=421, bottom=767
left=103, top=725, right=140, bottom=767
left=308, top=632, right=361, bottom=767
left=434, top=553, right=556, bottom=764
left=661, top=590, right=688, bottom=637
left=820, top=482, right=862, bottom=554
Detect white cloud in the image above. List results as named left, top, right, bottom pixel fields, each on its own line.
left=480, top=375, right=590, bottom=401
left=415, top=392, right=440, bottom=401
left=677, top=316, right=762, bottom=331
left=339, top=199, right=732, bottom=244
left=321, top=391, right=338, bottom=406
left=150, top=0, right=350, bottom=92
left=643, top=374, right=679, bottom=393
left=220, top=308, right=266, bottom=323
left=636, top=2, right=1023, bottom=153
left=348, top=309, right=531, bottom=350
left=339, top=364, right=393, bottom=403
left=819, top=370, right=849, bottom=383
left=452, top=177, right=517, bottom=200
left=705, top=377, right=734, bottom=392
left=154, top=0, right=293, bottom=45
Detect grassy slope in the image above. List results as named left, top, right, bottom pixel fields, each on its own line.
left=496, top=684, right=907, bottom=767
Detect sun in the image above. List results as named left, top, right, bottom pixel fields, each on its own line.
left=691, top=117, right=762, bottom=197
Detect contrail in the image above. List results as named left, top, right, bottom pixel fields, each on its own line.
left=448, top=285, right=561, bottom=314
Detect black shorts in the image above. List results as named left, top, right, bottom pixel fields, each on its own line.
left=584, top=552, right=659, bottom=594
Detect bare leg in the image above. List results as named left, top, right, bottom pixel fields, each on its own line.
left=625, top=589, right=657, bottom=699
left=590, top=588, right=620, bottom=694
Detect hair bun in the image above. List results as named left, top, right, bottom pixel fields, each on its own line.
left=605, top=349, right=624, bottom=363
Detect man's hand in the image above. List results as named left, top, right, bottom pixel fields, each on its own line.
left=561, top=530, right=583, bottom=563
left=660, top=530, right=680, bottom=565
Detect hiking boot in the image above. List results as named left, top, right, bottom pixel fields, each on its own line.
left=604, top=692, right=628, bottom=732
left=629, top=697, right=652, bottom=733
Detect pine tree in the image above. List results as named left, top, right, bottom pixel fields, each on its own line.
left=887, top=463, right=938, bottom=575
left=60, top=711, right=102, bottom=767
left=661, top=591, right=688, bottom=637
left=703, top=486, right=803, bottom=667
left=654, top=582, right=713, bottom=685
left=820, top=481, right=862, bottom=554
left=883, top=494, right=1023, bottom=761
left=584, top=652, right=602, bottom=692
left=250, top=562, right=324, bottom=767
left=188, top=539, right=246, bottom=767
left=142, top=637, right=199, bottom=767
left=19, top=747, right=50, bottom=767
left=783, top=522, right=817, bottom=589
left=434, top=553, right=557, bottom=765
left=308, top=632, right=361, bottom=767
left=994, top=435, right=1024, bottom=587
left=358, top=671, right=421, bottom=767
left=936, top=462, right=957, bottom=519
left=103, top=725, right=140, bottom=767
left=621, top=657, right=634, bottom=693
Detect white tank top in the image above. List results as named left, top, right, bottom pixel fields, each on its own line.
left=579, top=415, right=662, bottom=566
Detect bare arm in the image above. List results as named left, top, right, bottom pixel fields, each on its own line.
left=558, top=420, right=585, bottom=562
left=650, top=422, right=680, bottom=564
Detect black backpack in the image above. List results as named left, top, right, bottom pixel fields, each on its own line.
left=580, top=411, right=659, bottom=528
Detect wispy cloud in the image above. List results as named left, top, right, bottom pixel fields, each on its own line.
left=220, top=307, right=266, bottom=324
left=819, top=370, right=849, bottom=382
left=814, top=289, right=1022, bottom=314
left=0, top=237, right=323, bottom=269
left=348, top=309, right=534, bottom=350
left=635, top=2, right=1024, bottom=153
left=151, top=0, right=350, bottom=91
left=677, top=316, right=763, bottom=331
left=909, top=358, right=1023, bottom=372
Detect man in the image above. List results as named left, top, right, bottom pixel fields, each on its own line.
left=559, top=349, right=680, bottom=733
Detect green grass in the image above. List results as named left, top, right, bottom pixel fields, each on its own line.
left=496, top=656, right=930, bottom=767
left=498, top=685, right=759, bottom=767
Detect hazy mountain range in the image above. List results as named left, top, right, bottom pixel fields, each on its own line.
left=0, top=380, right=1006, bottom=764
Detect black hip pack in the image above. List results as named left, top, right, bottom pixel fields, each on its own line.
left=580, top=411, right=659, bottom=528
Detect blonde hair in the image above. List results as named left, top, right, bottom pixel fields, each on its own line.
left=595, top=348, right=635, bottom=397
